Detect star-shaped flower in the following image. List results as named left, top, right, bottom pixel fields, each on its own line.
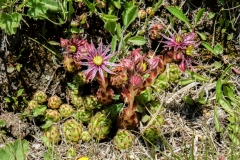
left=81, top=40, right=119, bottom=81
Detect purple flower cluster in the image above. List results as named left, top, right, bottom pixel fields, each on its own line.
left=161, top=29, right=200, bottom=72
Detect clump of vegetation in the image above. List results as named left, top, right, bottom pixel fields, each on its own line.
left=0, top=0, right=240, bottom=159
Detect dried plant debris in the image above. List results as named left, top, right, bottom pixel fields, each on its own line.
left=0, top=112, right=32, bottom=139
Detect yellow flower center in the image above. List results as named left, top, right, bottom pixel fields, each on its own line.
left=176, top=35, right=182, bottom=43
left=93, top=56, right=103, bottom=66
left=186, top=45, right=194, bottom=56
left=140, top=62, right=147, bottom=72
left=70, top=45, right=77, bottom=53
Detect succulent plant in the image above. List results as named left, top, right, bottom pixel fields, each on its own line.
left=67, top=147, right=77, bottom=159
left=146, top=101, right=164, bottom=114
left=146, top=7, right=154, bottom=16
left=45, top=109, right=61, bottom=122
left=110, top=66, right=128, bottom=89
left=28, top=100, right=39, bottom=110
left=149, top=24, right=165, bottom=40
left=138, top=9, right=146, bottom=20
left=63, top=119, right=83, bottom=142
left=63, top=55, right=77, bottom=73
left=48, top=95, right=62, bottom=109
left=143, top=126, right=160, bottom=144
left=96, top=86, right=114, bottom=105
left=151, top=72, right=168, bottom=93
left=135, top=87, right=154, bottom=105
left=113, top=129, right=135, bottom=150
left=88, top=112, right=112, bottom=140
left=43, top=125, right=60, bottom=144
left=81, top=131, right=91, bottom=142
left=33, top=91, right=47, bottom=104
left=74, top=108, right=92, bottom=124
left=73, top=71, right=88, bottom=87
left=70, top=95, right=84, bottom=108
left=84, top=95, right=99, bottom=110
left=168, top=63, right=182, bottom=83
left=59, top=104, right=73, bottom=118
left=151, top=114, right=165, bottom=127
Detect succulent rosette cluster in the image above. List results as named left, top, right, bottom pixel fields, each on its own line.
left=88, top=112, right=112, bottom=140
left=28, top=90, right=48, bottom=110
left=45, top=109, right=61, bottom=122
left=48, top=95, right=62, bottom=109
left=161, top=28, right=200, bottom=72
left=43, top=125, right=61, bottom=144
left=116, top=48, right=165, bottom=129
left=63, top=119, right=83, bottom=143
left=33, top=90, right=48, bottom=104
left=113, top=129, right=135, bottom=150
left=59, top=104, right=74, bottom=118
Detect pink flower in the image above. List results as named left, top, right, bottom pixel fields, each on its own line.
left=161, top=29, right=197, bottom=51
left=81, top=40, right=119, bottom=81
left=61, top=36, right=89, bottom=54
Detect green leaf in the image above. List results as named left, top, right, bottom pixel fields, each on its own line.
left=0, top=12, right=22, bottom=35
left=0, top=148, right=11, bottom=160
left=70, top=27, right=83, bottom=34
left=183, top=95, right=194, bottom=105
left=14, top=139, right=29, bottom=160
left=221, top=28, right=226, bottom=33
left=40, top=0, right=61, bottom=12
left=214, top=61, right=222, bottom=69
left=111, top=0, right=121, bottom=9
left=116, top=23, right=122, bottom=40
left=67, top=83, right=78, bottom=90
left=220, top=64, right=233, bottom=79
left=167, top=6, right=191, bottom=28
left=82, top=0, right=95, bottom=13
left=201, top=41, right=217, bottom=56
left=214, top=43, right=223, bottom=55
left=216, top=79, right=222, bottom=103
left=214, top=106, right=222, bottom=132
left=122, top=2, right=138, bottom=29
left=0, top=120, right=6, bottom=127
left=104, top=20, right=116, bottom=35
left=223, top=84, right=237, bottom=103
left=111, top=35, right=118, bottom=53
left=218, top=17, right=224, bottom=27
left=228, top=132, right=240, bottom=145
left=27, top=0, right=48, bottom=19
left=101, top=14, right=118, bottom=22
left=41, top=120, right=53, bottom=129
left=141, top=115, right=150, bottom=123
left=197, top=32, right=207, bottom=41
left=219, top=97, right=234, bottom=116
left=135, top=87, right=153, bottom=105
left=33, top=105, right=47, bottom=117
left=227, top=33, right=233, bottom=40
left=17, top=89, right=24, bottom=97
left=16, top=64, right=22, bottom=72
left=208, top=12, right=215, bottom=19
left=169, top=15, right=174, bottom=28
left=4, top=97, right=12, bottom=103
left=185, top=70, right=209, bottom=82
left=48, top=41, right=60, bottom=46
left=41, top=136, right=51, bottom=149
left=178, top=78, right=195, bottom=86
left=195, top=8, right=205, bottom=25
left=128, top=36, right=146, bottom=45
